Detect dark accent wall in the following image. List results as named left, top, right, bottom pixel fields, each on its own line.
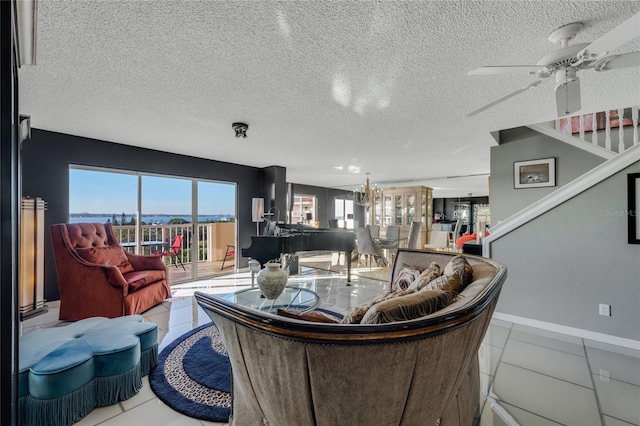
left=435, top=197, right=490, bottom=221
left=262, top=166, right=287, bottom=224
left=433, top=198, right=445, bottom=218
left=21, top=129, right=270, bottom=302
left=289, top=183, right=361, bottom=228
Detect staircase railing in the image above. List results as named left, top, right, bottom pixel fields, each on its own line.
left=484, top=143, right=640, bottom=256
left=531, top=107, right=639, bottom=157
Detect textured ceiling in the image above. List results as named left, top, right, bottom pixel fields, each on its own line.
left=19, top=1, right=640, bottom=197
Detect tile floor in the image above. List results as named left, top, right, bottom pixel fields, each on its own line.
left=21, top=267, right=640, bottom=426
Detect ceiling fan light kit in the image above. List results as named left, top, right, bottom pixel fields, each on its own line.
left=555, top=69, right=581, bottom=116
left=467, top=13, right=640, bottom=117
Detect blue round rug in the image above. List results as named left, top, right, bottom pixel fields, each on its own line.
left=149, top=308, right=343, bottom=422
left=149, top=322, right=231, bottom=422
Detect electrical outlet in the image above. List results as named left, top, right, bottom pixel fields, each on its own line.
left=599, top=303, right=611, bottom=316
left=599, top=369, right=611, bottom=382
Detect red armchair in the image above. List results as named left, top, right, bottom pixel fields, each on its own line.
left=50, top=223, right=172, bottom=320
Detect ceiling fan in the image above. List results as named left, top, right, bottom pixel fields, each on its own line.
left=467, top=12, right=640, bottom=117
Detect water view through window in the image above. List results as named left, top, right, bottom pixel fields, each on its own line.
left=69, top=168, right=235, bottom=224
left=69, top=167, right=237, bottom=281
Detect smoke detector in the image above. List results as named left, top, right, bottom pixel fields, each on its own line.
left=232, top=122, right=248, bottom=138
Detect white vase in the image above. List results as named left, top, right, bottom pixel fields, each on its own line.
left=256, top=262, right=288, bottom=300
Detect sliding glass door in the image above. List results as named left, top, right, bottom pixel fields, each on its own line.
left=141, top=175, right=192, bottom=280
left=198, top=181, right=236, bottom=273
left=69, top=166, right=237, bottom=284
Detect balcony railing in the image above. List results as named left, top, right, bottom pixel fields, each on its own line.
left=112, top=222, right=235, bottom=270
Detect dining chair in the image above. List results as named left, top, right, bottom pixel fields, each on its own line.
left=383, top=225, right=400, bottom=244
left=377, top=225, right=400, bottom=264
left=407, top=221, right=422, bottom=249
left=355, top=227, right=385, bottom=268
left=327, top=219, right=340, bottom=228
left=366, top=224, right=380, bottom=240
left=424, top=230, right=449, bottom=251
left=449, top=220, right=462, bottom=252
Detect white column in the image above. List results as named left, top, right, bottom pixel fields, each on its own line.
left=579, top=114, right=585, bottom=140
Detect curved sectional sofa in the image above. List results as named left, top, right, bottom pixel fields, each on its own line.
left=195, top=249, right=507, bottom=426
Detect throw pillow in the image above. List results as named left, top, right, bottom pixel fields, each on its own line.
left=340, top=304, right=372, bottom=324
left=443, top=255, right=474, bottom=289
left=408, top=262, right=442, bottom=291
left=390, top=264, right=425, bottom=291
left=76, top=246, right=134, bottom=274
left=341, top=288, right=416, bottom=324
left=276, top=309, right=341, bottom=323
left=360, top=290, right=457, bottom=324
left=373, top=287, right=416, bottom=304
left=422, top=273, right=462, bottom=292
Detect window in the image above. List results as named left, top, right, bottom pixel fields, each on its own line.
left=69, top=168, right=137, bottom=227
left=334, top=198, right=354, bottom=229
left=69, top=166, right=236, bottom=282
left=292, top=194, right=316, bottom=225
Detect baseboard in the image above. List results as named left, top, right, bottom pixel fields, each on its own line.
left=492, top=312, right=640, bottom=351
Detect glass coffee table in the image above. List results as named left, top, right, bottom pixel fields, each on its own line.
left=222, top=285, right=320, bottom=313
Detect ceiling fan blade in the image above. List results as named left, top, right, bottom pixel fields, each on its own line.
left=467, top=80, right=545, bottom=117
left=555, top=78, right=581, bottom=117
left=595, top=51, right=640, bottom=70
left=576, top=12, right=640, bottom=62
left=468, top=65, right=547, bottom=76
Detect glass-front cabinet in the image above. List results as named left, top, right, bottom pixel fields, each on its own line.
left=394, top=195, right=403, bottom=226
left=383, top=196, right=392, bottom=225
left=473, top=204, right=490, bottom=225
left=406, top=194, right=415, bottom=225
left=379, top=186, right=433, bottom=247
left=374, top=201, right=382, bottom=226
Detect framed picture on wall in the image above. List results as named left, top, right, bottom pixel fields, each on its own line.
left=629, top=173, right=640, bottom=244
left=514, top=158, right=556, bottom=189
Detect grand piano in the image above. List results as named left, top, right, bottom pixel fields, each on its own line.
left=242, top=223, right=357, bottom=284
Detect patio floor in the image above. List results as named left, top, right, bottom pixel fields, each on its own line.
left=166, top=258, right=236, bottom=284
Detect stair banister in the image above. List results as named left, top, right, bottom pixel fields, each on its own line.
left=484, top=143, right=640, bottom=257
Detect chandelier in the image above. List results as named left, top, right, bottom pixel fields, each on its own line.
left=353, top=173, right=382, bottom=207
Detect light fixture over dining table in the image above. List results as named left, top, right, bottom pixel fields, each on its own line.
left=353, top=173, right=382, bottom=208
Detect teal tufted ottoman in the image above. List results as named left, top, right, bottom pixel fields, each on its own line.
left=19, top=315, right=158, bottom=426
